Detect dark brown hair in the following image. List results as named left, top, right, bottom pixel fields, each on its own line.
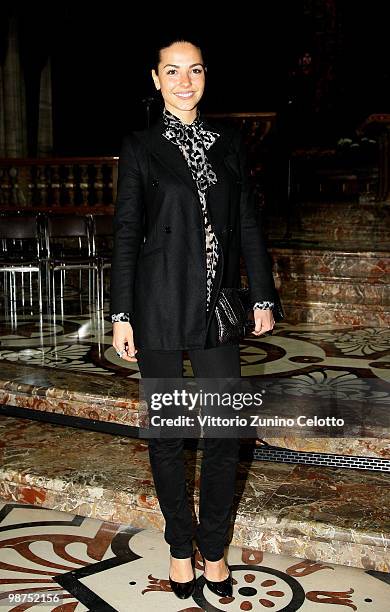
left=151, top=35, right=207, bottom=73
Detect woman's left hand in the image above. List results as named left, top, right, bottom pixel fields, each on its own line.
left=251, top=308, right=275, bottom=336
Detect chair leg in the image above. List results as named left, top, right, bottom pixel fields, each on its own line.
left=93, top=266, right=100, bottom=312
left=92, top=267, right=97, bottom=312
left=45, top=261, right=51, bottom=307
left=9, top=271, right=13, bottom=303
left=38, top=269, right=43, bottom=313
left=99, top=266, right=104, bottom=311
left=4, top=270, right=9, bottom=297
left=29, top=270, right=33, bottom=308
left=78, top=269, right=83, bottom=311
left=60, top=282, right=64, bottom=318
left=94, top=267, right=98, bottom=311
left=10, top=271, right=16, bottom=305
left=89, top=267, right=93, bottom=308
left=94, top=265, right=99, bottom=311
left=52, top=269, right=56, bottom=315
left=60, top=269, right=64, bottom=299
left=9, top=272, right=15, bottom=321
left=60, top=268, right=65, bottom=317
left=95, top=265, right=101, bottom=312
left=3, top=272, right=10, bottom=317
left=8, top=270, right=17, bottom=318
left=3, top=271, right=10, bottom=313
left=88, top=267, right=93, bottom=310
left=20, top=270, right=25, bottom=306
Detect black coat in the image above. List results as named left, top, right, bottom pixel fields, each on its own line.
left=109, top=113, right=276, bottom=350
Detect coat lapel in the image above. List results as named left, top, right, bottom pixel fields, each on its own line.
left=145, top=114, right=233, bottom=199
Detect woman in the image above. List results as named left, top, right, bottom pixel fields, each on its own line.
left=110, top=37, right=276, bottom=600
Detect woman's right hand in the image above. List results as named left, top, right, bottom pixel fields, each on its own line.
left=112, top=322, right=138, bottom=362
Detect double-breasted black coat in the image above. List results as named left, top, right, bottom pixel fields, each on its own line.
left=109, top=113, right=277, bottom=350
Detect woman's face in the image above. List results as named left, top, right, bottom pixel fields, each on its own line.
left=151, top=41, right=205, bottom=123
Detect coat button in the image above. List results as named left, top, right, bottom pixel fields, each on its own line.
left=164, top=225, right=171, bottom=233
left=152, top=179, right=159, bottom=188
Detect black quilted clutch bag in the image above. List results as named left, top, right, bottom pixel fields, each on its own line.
left=215, top=287, right=284, bottom=345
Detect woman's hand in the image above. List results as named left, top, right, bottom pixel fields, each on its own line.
left=112, top=321, right=138, bottom=362
left=251, top=308, right=275, bottom=336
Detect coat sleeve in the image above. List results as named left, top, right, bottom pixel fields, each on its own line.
left=236, top=131, right=277, bottom=303
left=109, top=134, right=144, bottom=321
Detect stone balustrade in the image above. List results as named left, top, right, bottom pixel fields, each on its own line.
left=0, top=157, right=118, bottom=211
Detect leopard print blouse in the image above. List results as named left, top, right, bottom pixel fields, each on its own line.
left=162, top=107, right=221, bottom=312
left=111, top=108, right=273, bottom=324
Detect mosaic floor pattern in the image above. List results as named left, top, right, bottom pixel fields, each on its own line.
left=1, top=414, right=389, bottom=573
left=1, top=500, right=389, bottom=611
left=0, top=305, right=389, bottom=458
left=0, top=311, right=389, bottom=381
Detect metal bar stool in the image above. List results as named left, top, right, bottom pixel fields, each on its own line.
left=42, top=214, right=100, bottom=315
left=90, top=214, right=113, bottom=311
left=0, top=213, right=45, bottom=314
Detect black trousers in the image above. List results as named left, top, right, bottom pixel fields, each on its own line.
left=137, top=343, right=241, bottom=561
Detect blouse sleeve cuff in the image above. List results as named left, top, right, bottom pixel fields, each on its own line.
left=253, top=301, right=274, bottom=310
left=111, top=312, right=130, bottom=323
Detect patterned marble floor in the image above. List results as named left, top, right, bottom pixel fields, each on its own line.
left=1, top=500, right=389, bottom=612
left=1, top=414, right=389, bottom=573
left=1, top=303, right=389, bottom=382
left=1, top=294, right=389, bottom=457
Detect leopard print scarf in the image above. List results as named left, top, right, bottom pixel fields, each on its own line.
left=162, top=107, right=220, bottom=310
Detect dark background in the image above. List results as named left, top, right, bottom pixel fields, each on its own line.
left=1, top=1, right=389, bottom=155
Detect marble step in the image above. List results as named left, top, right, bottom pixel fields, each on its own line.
left=270, top=247, right=389, bottom=282
left=0, top=360, right=140, bottom=429
left=267, top=226, right=389, bottom=247
left=265, top=201, right=390, bottom=246
left=290, top=199, right=388, bottom=217
left=0, top=414, right=389, bottom=572
left=290, top=229, right=388, bottom=245
left=292, top=202, right=388, bottom=228
left=275, top=275, right=388, bottom=306
left=267, top=246, right=390, bottom=325
left=280, top=298, right=390, bottom=327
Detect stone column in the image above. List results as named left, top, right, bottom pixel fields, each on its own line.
left=37, top=55, right=53, bottom=157
left=0, top=16, right=27, bottom=157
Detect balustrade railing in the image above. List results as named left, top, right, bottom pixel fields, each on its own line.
left=0, top=113, right=277, bottom=213
left=0, top=157, right=118, bottom=212
left=1, top=112, right=383, bottom=215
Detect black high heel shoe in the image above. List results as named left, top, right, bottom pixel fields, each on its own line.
left=199, top=550, right=233, bottom=597
left=169, top=551, right=196, bottom=600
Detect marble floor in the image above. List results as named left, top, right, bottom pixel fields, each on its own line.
left=1, top=290, right=389, bottom=381
left=1, top=413, right=389, bottom=573
left=0, top=289, right=390, bottom=598
left=1, top=500, right=389, bottom=612
left=0, top=290, right=389, bottom=459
